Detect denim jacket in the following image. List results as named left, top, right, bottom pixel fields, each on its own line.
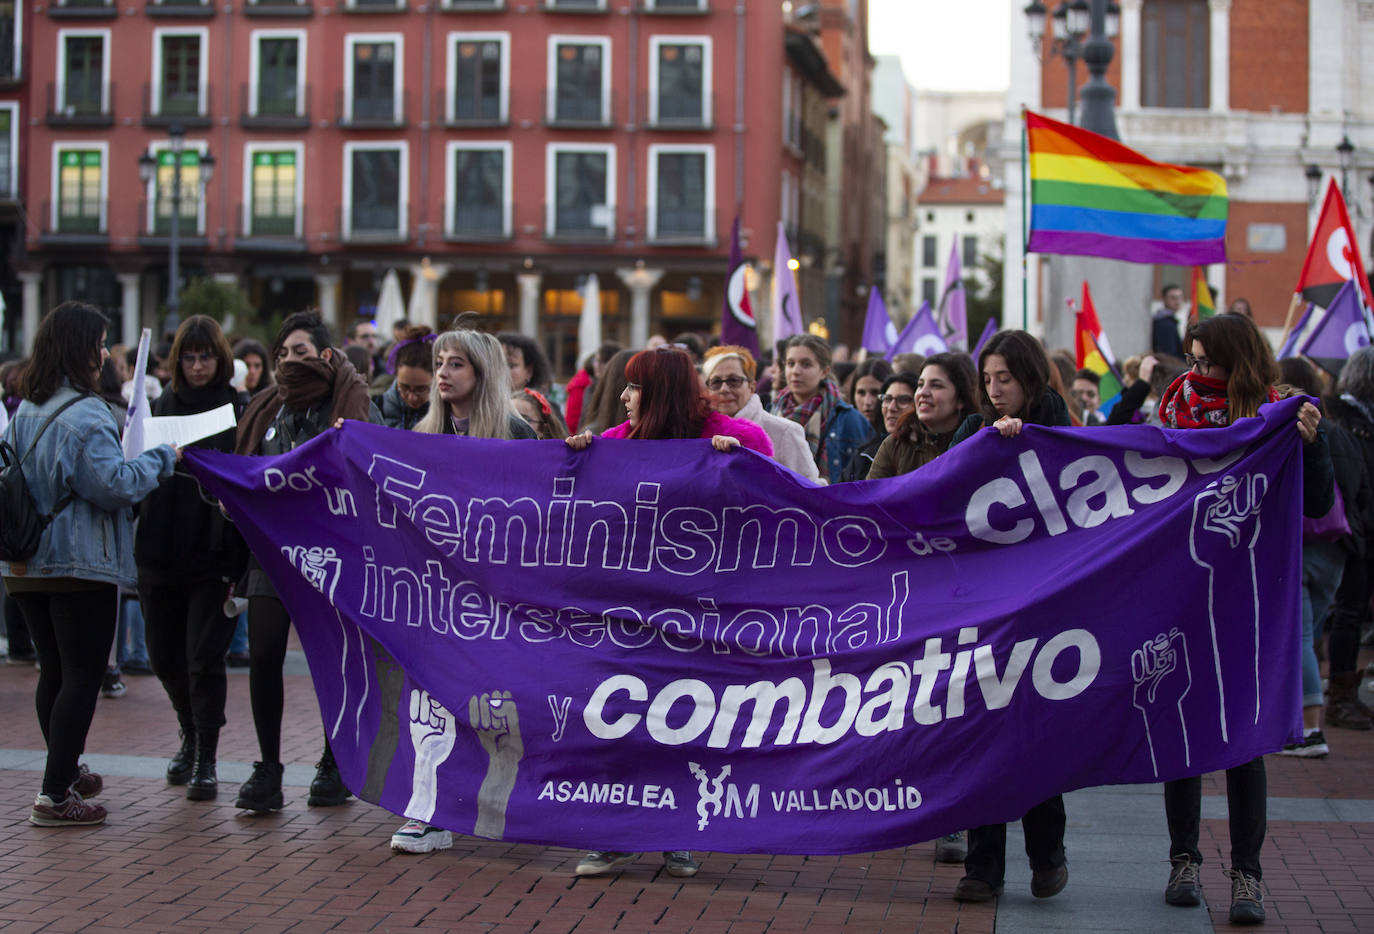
left=0, top=383, right=176, bottom=588
left=824, top=403, right=874, bottom=482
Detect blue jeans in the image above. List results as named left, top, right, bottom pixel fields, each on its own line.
left=228, top=612, right=248, bottom=655
left=117, top=592, right=150, bottom=669
left=1301, top=542, right=1345, bottom=707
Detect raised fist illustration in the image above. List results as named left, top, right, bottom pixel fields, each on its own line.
left=470, top=691, right=524, bottom=840
left=1131, top=629, right=1193, bottom=778
left=403, top=689, right=457, bottom=822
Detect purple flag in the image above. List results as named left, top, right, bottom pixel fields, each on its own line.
left=860, top=288, right=898, bottom=354
left=1299, top=279, right=1371, bottom=359
left=1276, top=305, right=1313, bottom=360
left=187, top=400, right=1306, bottom=854
left=886, top=301, right=947, bottom=360
left=939, top=241, right=969, bottom=349
left=772, top=221, right=804, bottom=342
left=971, top=317, right=999, bottom=362
left=721, top=216, right=760, bottom=357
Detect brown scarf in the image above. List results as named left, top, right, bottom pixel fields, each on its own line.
left=235, top=353, right=371, bottom=454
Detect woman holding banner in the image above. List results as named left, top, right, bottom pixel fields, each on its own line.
left=701, top=345, right=817, bottom=479
left=868, top=353, right=977, bottom=480
left=770, top=335, right=871, bottom=482
left=949, top=330, right=1072, bottom=903
left=135, top=316, right=248, bottom=802
left=1, top=302, right=179, bottom=826
left=563, top=346, right=771, bottom=878
left=1158, top=313, right=1330, bottom=926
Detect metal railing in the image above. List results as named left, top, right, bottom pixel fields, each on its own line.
left=240, top=82, right=311, bottom=128
left=38, top=199, right=106, bottom=240
left=543, top=202, right=615, bottom=242
left=336, top=88, right=410, bottom=128
left=336, top=203, right=411, bottom=244
left=234, top=202, right=308, bottom=249
left=45, top=80, right=114, bottom=126
left=643, top=89, right=716, bottom=130
left=543, top=88, right=616, bottom=129
left=441, top=202, right=511, bottom=241
left=142, top=81, right=213, bottom=127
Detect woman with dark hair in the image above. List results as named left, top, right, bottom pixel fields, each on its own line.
left=1157, top=313, right=1329, bottom=924
left=579, top=348, right=635, bottom=434
left=497, top=332, right=554, bottom=394
left=135, top=315, right=247, bottom=802
left=513, top=388, right=568, bottom=440
left=232, top=339, right=274, bottom=397
left=868, top=353, right=978, bottom=479
left=770, top=334, right=872, bottom=481
left=565, top=342, right=621, bottom=434
left=378, top=324, right=436, bottom=431
left=563, top=347, right=771, bottom=880
left=841, top=371, right=912, bottom=482
left=950, top=330, right=1071, bottom=905
left=701, top=345, right=818, bottom=479
left=837, top=358, right=894, bottom=482
left=1, top=302, right=178, bottom=826
left=97, top=358, right=128, bottom=430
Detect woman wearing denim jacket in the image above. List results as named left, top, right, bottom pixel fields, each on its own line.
left=770, top=334, right=872, bottom=482
left=0, top=302, right=178, bottom=827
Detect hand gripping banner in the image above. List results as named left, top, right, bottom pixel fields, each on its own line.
left=186, top=398, right=1308, bottom=854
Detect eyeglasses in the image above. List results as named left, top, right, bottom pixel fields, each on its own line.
left=705, top=375, right=749, bottom=391
left=396, top=381, right=431, bottom=398
left=180, top=352, right=214, bottom=366
left=1184, top=353, right=1215, bottom=373
left=880, top=394, right=915, bottom=407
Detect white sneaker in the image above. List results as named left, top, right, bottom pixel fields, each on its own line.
left=390, top=820, right=453, bottom=854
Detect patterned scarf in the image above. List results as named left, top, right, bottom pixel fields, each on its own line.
left=1159, top=371, right=1279, bottom=429
left=774, top=379, right=843, bottom=476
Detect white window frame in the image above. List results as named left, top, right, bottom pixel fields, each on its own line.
left=647, top=34, right=711, bottom=127
left=645, top=0, right=707, bottom=11
left=344, top=32, right=404, bottom=124
left=55, top=28, right=111, bottom=116
left=143, top=137, right=210, bottom=237
left=0, top=103, right=17, bottom=199
left=151, top=27, right=210, bottom=118
left=344, top=0, right=406, bottom=9
left=443, top=141, right=512, bottom=239
left=646, top=143, right=715, bottom=243
left=546, top=35, right=611, bottom=124
left=150, top=0, right=210, bottom=5
left=445, top=32, right=510, bottom=124
left=545, top=142, right=616, bottom=239
left=342, top=140, right=408, bottom=240
left=443, top=0, right=505, bottom=8
left=546, top=0, right=607, bottom=9
left=242, top=141, right=305, bottom=239
left=249, top=29, right=307, bottom=119
left=50, top=140, right=109, bottom=234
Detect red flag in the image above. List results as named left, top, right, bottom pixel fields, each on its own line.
left=1075, top=280, right=1106, bottom=369
left=1295, top=179, right=1374, bottom=310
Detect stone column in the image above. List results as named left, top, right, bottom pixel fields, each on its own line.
left=19, top=271, right=41, bottom=355
left=117, top=272, right=141, bottom=346
left=314, top=273, right=342, bottom=330
left=516, top=272, right=543, bottom=338
left=1119, top=0, right=1142, bottom=111
left=1208, top=0, right=1230, bottom=113
left=617, top=267, right=665, bottom=351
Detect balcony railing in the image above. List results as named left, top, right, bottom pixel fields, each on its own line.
left=440, top=0, right=504, bottom=9
left=543, top=0, right=607, bottom=11
left=48, top=0, right=118, bottom=19
left=644, top=90, right=716, bottom=131
left=646, top=206, right=718, bottom=247
left=142, top=81, right=213, bottom=128
left=136, top=198, right=210, bottom=249
left=435, top=94, right=508, bottom=128
left=544, top=202, right=615, bottom=243
left=235, top=202, right=308, bottom=251
left=442, top=202, right=511, bottom=242
left=144, top=0, right=216, bottom=18
left=38, top=199, right=108, bottom=245
left=243, top=0, right=315, bottom=17
left=336, top=89, right=410, bottom=128
left=543, top=88, right=615, bottom=129
left=641, top=0, right=708, bottom=13
left=240, top=83, right=311, bottom=129
left=45, top=81, right=114, bottom=127
left=338, top=204, right=411, bottom=244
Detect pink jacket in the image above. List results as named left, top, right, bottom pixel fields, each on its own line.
left=602, top=409, right=775, bottom=456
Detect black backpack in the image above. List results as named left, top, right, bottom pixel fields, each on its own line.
left=0, top=395, right=86, bottom=563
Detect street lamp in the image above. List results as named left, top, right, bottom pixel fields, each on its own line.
left=1305, top=163, right=1324, bottom=207
left=1336, top=134, right=1356, bottom=205
left=138, top=124, right=214, bottom=337
left=1025, top=0, right=1115, bottom=127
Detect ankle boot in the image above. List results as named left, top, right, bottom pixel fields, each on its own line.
left=167, top=730, right=195, bottom=786
left=1327, top=672, right=1373, bottom=730
left=187, top=730, right=219, bottom=801
left=235, top=761, right=284, bottom=813
left=308, top=742, right=350, bottom=807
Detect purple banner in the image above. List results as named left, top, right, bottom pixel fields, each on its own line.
left=187, top=399, right=1308, bottom=854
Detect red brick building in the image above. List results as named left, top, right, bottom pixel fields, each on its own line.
left=13, top=0, right=841, bottom=374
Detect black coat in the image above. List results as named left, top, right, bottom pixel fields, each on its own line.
left=1322, top=396, right=1374, bottom=552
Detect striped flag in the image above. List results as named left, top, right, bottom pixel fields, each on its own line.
left=1191, top=266, right=1215, bottom=321
left=1075, top=283, right=1123, bottom=413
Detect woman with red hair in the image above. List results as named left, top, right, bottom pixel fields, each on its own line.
left=566, top=346, right=772, bottom=456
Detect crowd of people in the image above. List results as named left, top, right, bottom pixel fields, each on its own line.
left=1, top=297, right=1368, bottom=928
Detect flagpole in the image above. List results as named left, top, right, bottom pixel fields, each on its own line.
left=1021, top=109, right=1030, bottom=332
left=1277, top=293, right=1304, bottom=349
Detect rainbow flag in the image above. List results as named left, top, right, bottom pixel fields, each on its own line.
left=1076, top=282, right=1123, bottom=414
left=1026, top=110, right=1228, bottom=266
left=1191, top=266, right=1215, bottom=321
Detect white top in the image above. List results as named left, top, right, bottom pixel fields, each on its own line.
left=738, top=394, right=819, bottom=481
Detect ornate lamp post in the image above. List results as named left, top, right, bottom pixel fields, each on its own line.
left=139, top=124, right=214, bottom=337
left=1025, top=0, right=1119, bottom=135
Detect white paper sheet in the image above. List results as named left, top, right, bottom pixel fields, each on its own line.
left=138, top=403, right=237, bottom=454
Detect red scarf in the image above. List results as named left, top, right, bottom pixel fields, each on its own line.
left=1158, top=372, right=1279, bottom=430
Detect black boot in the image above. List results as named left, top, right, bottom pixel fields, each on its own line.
left=187, top=730, right=218, bottom=801
left=166, top=730, right=195, bottom=786
left=308, top=743, right=351, bottom=807
left=235, top=761, right=284, bottom=813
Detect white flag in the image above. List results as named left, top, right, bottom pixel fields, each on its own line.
left=122, top=328, right=153, bottom=460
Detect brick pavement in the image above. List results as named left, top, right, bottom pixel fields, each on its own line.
left=0, top=649, right=1370, bottom=932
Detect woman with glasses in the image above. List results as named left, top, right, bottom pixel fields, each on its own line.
left=378, top=325, right=435, bottom=431
left=135, top=316, right=248, bottom=803
left=771, top=334, right=872, bottom=482
left=1157, top=313, right=1330, bottom=925
left=868, top=354, right=978, bottom=480
left=837, top=358, right=894, bottom=482
left=701, top=345, right=818, bottom=480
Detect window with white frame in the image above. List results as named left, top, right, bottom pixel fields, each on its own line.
left=346, top=0, right=405, bottom=9
left=780, top=170, right=794, bottom=234
left=252, top=31, right=305, bottom=117
left=344, top=142, right=406, bottom=238
left=443, top=0, right=502, bottom=7
left=648, top=144, right=713, bottom=242
left=445, top=142, right=510, bottom=238
left=547, top=0, right=605, bottom=9
left=146, top=143, right=207, bottom=237
left=547, top=144, right=615, bottom=238
left=153, top=28, right=208, bottom=117
left=0, top=104, right=15, bottom=199
left=548, top=36, right=610, bottom=124
left=1141, top=0, right=1209, bottom=108
left=649, top=36, right=710, bottom=126
left=646, top=0, right=706, bottom=9
left=346, top=34, right=403, bottom=123
left=447, top=33, right=507, bottom=123
left=58, top=30, right=109, bottom=116
left=53, top=144, right=106, bottom=234
left=0, top=0, right=20, bottom=82
left=921, top=235, right=936, bottom=267
left=245, top=144, right=302, bottom=237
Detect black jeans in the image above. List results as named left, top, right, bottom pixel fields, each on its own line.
left=964, top=795, right=1067, bottom=886
left=1164, top=757, right=1266, bottom=878
left=139, top=578, right=236, bottom=736
left=4, top=591, right=33, bottom=656
left=247, top=595, right=293, bottom=763
left=12, top=586, right=118, bottom=798
left=1327, top=550, right=1371, bottom=675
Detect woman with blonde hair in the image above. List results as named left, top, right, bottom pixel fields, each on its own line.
left=702, top=345, right=818, bottom=479
left=412, top=329, right=535, bottom=440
